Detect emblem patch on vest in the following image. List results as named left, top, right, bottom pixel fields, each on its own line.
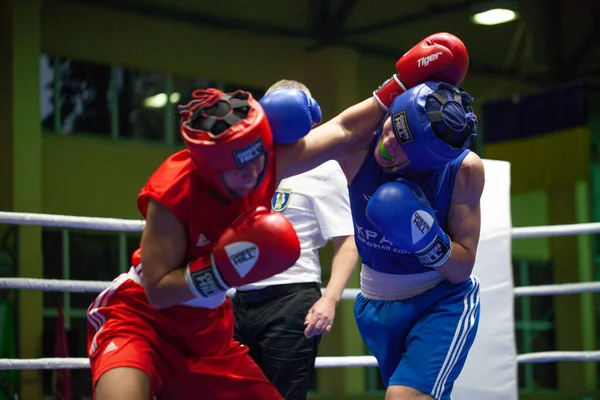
left=271, top=188, right=292, bottom=212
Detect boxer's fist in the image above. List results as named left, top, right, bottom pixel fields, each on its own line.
left=366, top=179, right=452, bottom=267
left=398, top=32, right=469, bottom=88
left=373, top=32, right=469, bottom=111
left=185, top=206, right=301, bottom=297
left=260, top=88, right=322, bottom=144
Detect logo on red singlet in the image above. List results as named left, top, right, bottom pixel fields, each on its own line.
left=103, top=341, right=118, bottom=355
left=196, top=233, right=210, bottom=247
left=224, top=241, right=259, bottom=278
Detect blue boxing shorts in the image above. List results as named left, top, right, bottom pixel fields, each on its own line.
left=354, top=276, right=480, bottom=400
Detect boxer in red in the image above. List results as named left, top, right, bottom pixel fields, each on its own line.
left=87, top=32, right=469, bottom=400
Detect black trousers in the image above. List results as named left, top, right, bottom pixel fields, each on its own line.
left=232, top=283, right=322, bottom=400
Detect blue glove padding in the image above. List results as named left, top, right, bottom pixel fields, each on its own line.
left=365, top=178, right=452, bottom=267
left=259, top=88, right=322, bottom=144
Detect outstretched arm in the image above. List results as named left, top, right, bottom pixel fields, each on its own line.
left=274, top=32, right=470, bottom=181
left=276, top=98, right=383, bottom=180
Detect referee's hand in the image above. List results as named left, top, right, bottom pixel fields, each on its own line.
left=304, top=296, right=337, bottom=338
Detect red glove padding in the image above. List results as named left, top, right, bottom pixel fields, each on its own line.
left=373, top=32, right=469, bottom=111
left=185, top=206, right=301, bottom=297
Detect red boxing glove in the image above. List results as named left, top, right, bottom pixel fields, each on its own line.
left=373, top=32, right=469, bottom=111
left=185, top=206, right=301, bottom=298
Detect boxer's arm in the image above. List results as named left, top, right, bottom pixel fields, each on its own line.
left=141, top=199, right=196, bottom=309
left=276, top=98, right=383, bottom=180
left=275, top=32, right=469, bottom=180
left=434, top=154, right=485, bottom=283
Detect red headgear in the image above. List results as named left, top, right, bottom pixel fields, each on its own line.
left=178, top=89, right=273, bottom=199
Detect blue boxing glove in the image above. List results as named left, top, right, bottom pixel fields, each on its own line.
left=366, top=179, right=452, bottom=268
left=259, top=88, right=322, bottom=144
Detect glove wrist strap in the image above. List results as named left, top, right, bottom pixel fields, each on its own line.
left=185, top=255, right=230, bottom=298
left=373, top=74, right=407, bottom=112
left=416, top=233, right=453, bottom=268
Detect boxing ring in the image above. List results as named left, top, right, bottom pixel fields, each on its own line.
left=1, top=162, right=599, bottom=398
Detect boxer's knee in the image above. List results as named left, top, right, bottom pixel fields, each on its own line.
left=385, top=385, right=434, bottom=400
left=95, top=367, right=151, bottom=400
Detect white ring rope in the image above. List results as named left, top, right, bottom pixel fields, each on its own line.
left=2, top=351, right=600, bottom=370
left=516, top=351, right=600, bottom=364
left=0, top=212, right=145, bottom=232
left=2, top=211, right=600, bottom=238
left=511, top=222, right=600, bottom=238
left=0, top=358, right=90, bottom=370
left=2, top=212, right=600, bottom=371
left=0, top=278, right=110, bottom=292
left=0, top=211, right=599, bottom=298
left=2, top=278, right=600, bottom=300
left=513, top=282, right=600, bottom=297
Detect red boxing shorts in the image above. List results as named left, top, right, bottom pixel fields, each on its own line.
left=87, top=267, right=282, bottom=400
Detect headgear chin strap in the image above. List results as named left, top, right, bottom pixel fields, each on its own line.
left=178, top=88, right=273, bottom=199
left=389, top=81, right=478, bottom=173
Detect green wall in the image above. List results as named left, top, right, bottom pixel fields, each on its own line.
left=511, top=190, right=550, bottom=261
left=42, top=134, right=175, bottom=218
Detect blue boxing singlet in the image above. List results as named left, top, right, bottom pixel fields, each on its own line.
left=348, top=132, right=469, bottom=296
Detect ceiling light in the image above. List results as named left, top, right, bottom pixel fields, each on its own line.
left=472, top=8, right=518, bottom=25
left=143, top=92, right=182, bottom=108
left=143, top=93, right=167, bottom=108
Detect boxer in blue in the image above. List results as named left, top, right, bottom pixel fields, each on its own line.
left=254, top=32, right=476, bottom=400
left=347, top=81, right=484, bottom=400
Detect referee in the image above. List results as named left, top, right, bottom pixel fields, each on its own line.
left=232, top=80, right=358, bottom=400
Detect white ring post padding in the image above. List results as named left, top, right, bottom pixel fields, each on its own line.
left=2, top=351, right=600, bottom=370
left=0, top=212, right=145, bottom=232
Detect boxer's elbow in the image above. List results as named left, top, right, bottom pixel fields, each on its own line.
left=141, top=266, right=171, bottom=309
left=145, top=293, right=165, bottom=310
left=142, top=274, right=165, bottom=309
left=445, top=263, right=474, bottom=284
left=437, top=246, right=476, bottom=284
left=440, top=264, right=474, bottom=285
left=144, top=287, right=163, bottom=309
left=143, top=265, right=193, bottom=309
left=144, top=285, right=178, bottom=310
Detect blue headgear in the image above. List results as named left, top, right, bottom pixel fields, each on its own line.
left=388, top=81, right=478, bottom=173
